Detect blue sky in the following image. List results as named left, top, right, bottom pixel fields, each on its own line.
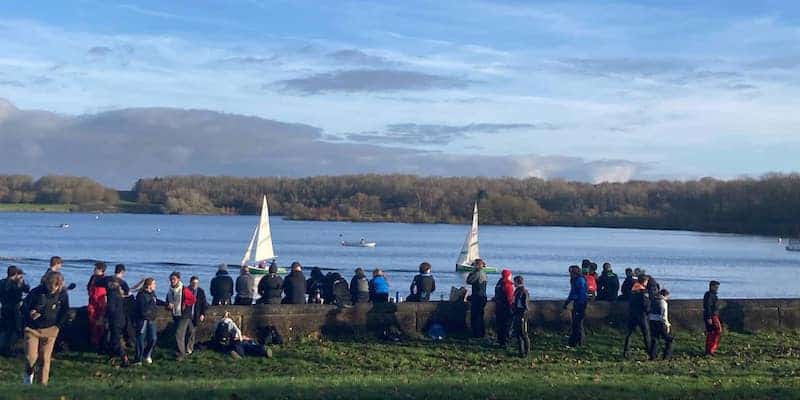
left=2, top=0, right=800, bottom=184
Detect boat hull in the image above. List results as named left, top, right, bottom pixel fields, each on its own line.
left=455, top=264, right=498, bottom=274
left=248, top=266, right=287, bottom=275
left=341, top=242, right=376, bottom=248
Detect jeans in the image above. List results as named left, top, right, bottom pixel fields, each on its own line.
left=568, top=302, right=587, bottom=347
left=135, top=320, right=157, bottom=362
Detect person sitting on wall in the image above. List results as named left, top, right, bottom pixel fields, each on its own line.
left=234, top=266, right=254, bottom=305
left=349, top=268, right=370, bottom=304
left=369, top=269, right=390, bottom=303
left=282, top=262, right=306, bottom=305
left=210, top=264, right=234, bottom=306
left=257, top=264, right=283, bottom=304
left=408, top=262, right=436, bottom=302
left=306, top=267, right=325, bottom=304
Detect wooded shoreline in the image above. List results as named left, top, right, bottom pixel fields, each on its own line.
left=2, top=173, right=800, bottom=236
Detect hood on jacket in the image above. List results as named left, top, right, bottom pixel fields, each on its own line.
left=215, top=270, right=229, bottom=277
left=501, top=269, right=512, bottom=280
left=311, top=267, right=324, bottom=281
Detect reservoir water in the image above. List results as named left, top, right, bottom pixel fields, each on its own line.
left=0, top=212, right=797, bottom=305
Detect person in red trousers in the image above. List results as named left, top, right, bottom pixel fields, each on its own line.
left=703, top=280, right=722, bottom=356
left=86, top=262, right=108, bottom=351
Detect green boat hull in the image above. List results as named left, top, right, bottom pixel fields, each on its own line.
left=455, top=264, right=498, bottom=274
left=249, top=266, right=287, bottom=275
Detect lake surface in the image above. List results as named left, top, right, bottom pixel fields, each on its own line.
left=0, top=212, right=797, bottom=305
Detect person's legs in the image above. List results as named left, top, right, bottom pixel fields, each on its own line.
left=23, top=328, right=39, bottom=381
left=622, top=317, right=637, bottom=357
left=135, top=324, right=145, bottom=362
left=708, top=315, right=722, bottom=355
left=144, top=321, right=157, bottom=361
left=569, top=302, right=586, bottom=347
left=648, top=321, right=659, bottom=361
left=639, top=317, right=651, bottom=356
left=186, top=322, right=197, bottom=354
left=108, top=313, right=126, bottom=360
left=470, top=298, right=486, bottom=338
left=37, top=326, right=58, bottom=385
left=663, top=328, right=674, bottom=360
left=175, top=318, right=190, bottom=358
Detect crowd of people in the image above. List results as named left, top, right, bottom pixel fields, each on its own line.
left=0, top=256, right=724, bottom=386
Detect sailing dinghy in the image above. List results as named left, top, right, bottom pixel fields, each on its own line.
left=455, top=202, right=498, bottom=273
left=241, top=196, right=286, bottom=275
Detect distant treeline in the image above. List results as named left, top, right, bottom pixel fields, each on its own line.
left=3, top=173, right=800, bottom=235
left=0, top=175, right=118, bottom=210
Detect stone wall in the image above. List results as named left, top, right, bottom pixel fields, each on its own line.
left=59, top=298, right=800, bottom=350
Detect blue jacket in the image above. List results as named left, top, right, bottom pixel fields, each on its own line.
left=370, top=276, right=389, bottom=295
left=567, top=275, right=588, bottom=304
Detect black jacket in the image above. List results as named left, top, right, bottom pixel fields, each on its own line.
left=189, top=287, right=208, bottom=325
left=597, top=271, right=619, bottom=301
left=349, top=275, right=369, bottom=303
left=282, top=271, right=306, bottom=304
left=101, top=276, right=130, bottom=316
left=22, top=285, right=69, bottom=330
left=703, top=291, right=718, bottom=319
left=513, top=286, right=529, bottom=315
left=628, top=288, right=650, bottom=317
left=258, top=274, right=283, bottom=304
left=0, top=277, right=30, bottom=308
left=306, top=268, right=325, bottom=297
left=619, top=276, right=635, bottom=300
left=330, top=274, right=351, bottom=306
left=135, top=290, right=159, bottom=327
left=409, top=274, right=436, bottom=301
left=210, top=271, right=234, bottom=304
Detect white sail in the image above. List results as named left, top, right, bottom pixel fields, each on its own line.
left=254, top=196, right=275, bottom=263
left=456, top=202, right=480, bottom=266
left=240, top=225, right=258, bottom=266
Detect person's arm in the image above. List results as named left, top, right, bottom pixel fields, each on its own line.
left=466, top=272, right=476, bottom=285
left=431, top=277, right=436, bottom=294
left=121, top=280, right=130, bottom=296
left=55, top=291, right=70, bottom=329
left=409, top=276, right=417, bottom=295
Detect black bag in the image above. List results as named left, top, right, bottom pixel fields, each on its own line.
left=213, top=323, right=232, bottom=348
left=259, top=325, right=284, bottom=345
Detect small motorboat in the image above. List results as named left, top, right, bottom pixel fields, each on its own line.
left=59, top=223, right=70, bottom=229
left=786, top=239, right=800, bottom=252
left=340, top=235, right=376, bottom=247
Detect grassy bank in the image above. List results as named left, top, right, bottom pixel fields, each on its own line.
left=0, top=330, right=797, bottom=399
left=0, top=203, right=74, bottom=213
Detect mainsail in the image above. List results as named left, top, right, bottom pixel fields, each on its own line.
left=241, top=196, right=276, bottom=265
left=456, top=202, right=480, bottom=266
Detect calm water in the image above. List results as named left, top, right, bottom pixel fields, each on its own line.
left=0, top=212, right=797, bottom=305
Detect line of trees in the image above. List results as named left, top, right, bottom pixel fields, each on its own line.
left=0, top=175, right=118, bottom=206
left=132, top=173, right=800, bottom=236
left=3, top=173, right=800, bottom=236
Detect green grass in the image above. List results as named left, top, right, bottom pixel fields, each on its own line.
left=0, top=203, right=74, bottom=212
left=0, top=330, right=798, bottom=399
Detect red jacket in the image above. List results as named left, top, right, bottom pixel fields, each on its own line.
left=497, top=269, right=515, bottom=307
left=181, top=286, right=196, bottom=310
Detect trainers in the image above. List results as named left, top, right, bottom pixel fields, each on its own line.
left=23, top=372, right=33, bottom=385
left=229, top=350, right=242, bottom=360
left=264, top=346, right=273, bottom=359
left=145, top=357, right=153, bottom=365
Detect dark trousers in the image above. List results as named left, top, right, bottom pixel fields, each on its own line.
left=648, top=320, right=674, bottom=360
left=623, top=314, right=651, bottom=357
left=0, top=306, right=21, bottom=356
left=234, top=296, right=253, bottom=305
left=568, top=302, right=587, bottom=347
left=513, top=313, right=530, bottom=357
left=108, top=311, right=126, bottom=358
left=371, top=293, right=389, bottom=303
left=495, top=307, right=512, bottom=346
left=470, top=296, right=487, bottom=338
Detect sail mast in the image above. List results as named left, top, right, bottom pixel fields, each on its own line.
left=456, top=202, right=480, bottom=266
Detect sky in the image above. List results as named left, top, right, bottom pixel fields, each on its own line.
left=1, top=0, right=800, bottom=187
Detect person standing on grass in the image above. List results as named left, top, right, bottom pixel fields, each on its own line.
left=235, top=266, right=254, bottom=305
left=466, top=259, right=488, bottom=338
left=597, top=263, right=620, bottom=301
left=512, top=275, right=531, bottom=357
left=408, top=262, right=436, bottom=302
left=22, top=271, right=69, bottom=385
left=86, top=262, right=107, bottom=352
left=133, top=277, right=159, bottom=365
left=350, top=268, right=370, bottom=304
left=563, top=265, right=588, bottom=348
left=704, top=280, right=722, bottom=356
left=0, top=266, right=29, bottom=356
left=282, top=262, right=306, bottom=304
left=210, top=264, right=234, bottom=305
left=648, top=288, right=674, bottom=361
left=369, top=268, right=390, bottom=303
left=187, top=276, right=208, bottom=356
left=618, top=268, right=635, bottom=301
left=257, top=263, right=283, bottom=304
left=494, top=269, right=514, bottom=347
left=39, top=256, right=62, bottom=286
left=623, top=275, right=652, bottom=358
left=103, top=263, right=131, bottom=367
left=166, top=271, right=196, bottom=361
